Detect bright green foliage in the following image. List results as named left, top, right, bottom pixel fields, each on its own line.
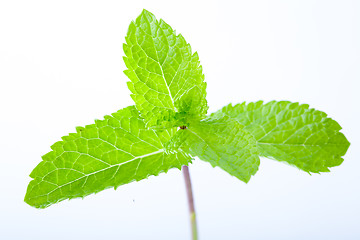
left=25, top=9, right=350, bottom=209
left=25, top=106, right=192, bottom=208
left=213, top=101, right=350, bottom=173
left=166, top=115, right=260, bottom=183
left=123, top=9, right=208, bottom=128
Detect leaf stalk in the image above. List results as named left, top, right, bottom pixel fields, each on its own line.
left=182, top=165, right=198, bottom=240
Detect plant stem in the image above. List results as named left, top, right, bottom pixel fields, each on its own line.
left=182, top=165, right=198, bottom=240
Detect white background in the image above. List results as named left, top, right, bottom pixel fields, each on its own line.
left=0, top=0, right=359, bottom=239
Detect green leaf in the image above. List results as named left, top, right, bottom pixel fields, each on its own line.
left=25, top=106, right=192, bottom=208
left=167, top=115, right=260, bottom=183
left=123, top=9, right=208, bottom=128
left=214, top=101, right=350, bottom=173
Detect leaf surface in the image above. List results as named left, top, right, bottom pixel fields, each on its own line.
left=25, top=106, right=192, bottom=208
left=214, top=101, right=350, bottom=173
left=123, top=10, right=208, bottom=128
left=167, top=115, right=260, bottom=183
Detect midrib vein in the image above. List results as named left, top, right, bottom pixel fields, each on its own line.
left=142, top=15, right=177, bottom=111
left=32, top=149, right=165, bottom=199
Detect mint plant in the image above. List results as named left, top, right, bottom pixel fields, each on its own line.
left=25, top=9, right=350, bottom=240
